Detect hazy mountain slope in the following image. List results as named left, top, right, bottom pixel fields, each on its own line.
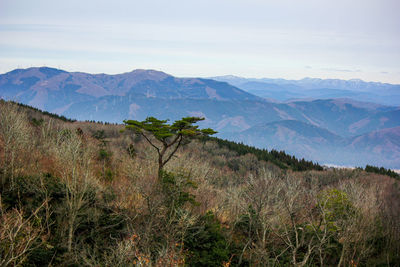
left=344, top=127, right=400, bottom=168
left=225, top=120, right=400, bottom=168
left=63, top=93, right=399, bottom=137
left=348, top=126, right=400, bottom=152
left=286, top=99, right=398, bottom=137
left=224, top=120, right=344, bottom=163
left=63, top=96, right=308, bottom=132
left=63, top=91, right=398, bottom=135
left=347, top=109, right=400, bottom=135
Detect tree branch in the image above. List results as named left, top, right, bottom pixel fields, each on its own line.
left=141, top=132, right=160, bottom=155
left=166, top=134, right=181, bottom=148
left=162, top=135, right=183, bottom=167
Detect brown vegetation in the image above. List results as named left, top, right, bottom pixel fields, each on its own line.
left=0, top=100, right=399, bottom=266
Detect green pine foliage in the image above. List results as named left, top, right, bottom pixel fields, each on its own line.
left=201, top=136, right=323, bottom=171
left=184, top=212, right=230, bottom=266
left=364, top=164, right=400, bottom=179
left=125, top=117, right=217, bottom=176
left=3, top=100, right=76, bottom=122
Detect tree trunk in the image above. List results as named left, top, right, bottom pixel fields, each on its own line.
left=338, top=244, right=346, bottom=267
left=67, top=215, right=75, bottom=252
left=158, top=144, right=167, bottom=179
left=158, top=155, right=163, bottom=179
left=10, top=150, right=15, bottom=188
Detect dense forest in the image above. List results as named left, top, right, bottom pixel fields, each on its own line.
left=200, top=137, right=323, bottom=172
left=1, top=100, right=400, bottom=266
left=363, top=165, right=400, bottom=180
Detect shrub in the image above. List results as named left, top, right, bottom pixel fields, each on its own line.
left=184, top=212, right=231, bottom=266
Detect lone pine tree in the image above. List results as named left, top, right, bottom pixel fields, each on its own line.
left=124, top=116, right=216, bottom=177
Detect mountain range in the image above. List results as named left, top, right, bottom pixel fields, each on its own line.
left=1, top=67, right=399, bottom=168
left=212, top=75, right=400, bottom=106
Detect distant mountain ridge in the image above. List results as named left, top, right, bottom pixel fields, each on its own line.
left=212, top=75, right=400, bottom=106
left=0, top=67, right=260, bottom=111
left=1, top=67, right=400, bottom=168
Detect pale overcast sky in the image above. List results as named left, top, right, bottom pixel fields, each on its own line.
left=0, top=0, right=399, bottom=83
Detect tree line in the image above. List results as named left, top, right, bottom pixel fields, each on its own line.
left=201, top=136, right=324, bottom=172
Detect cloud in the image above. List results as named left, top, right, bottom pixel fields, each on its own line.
left=320, top=67, right=362, bottom=73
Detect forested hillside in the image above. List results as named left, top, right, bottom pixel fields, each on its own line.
left=1, top=100, right=400, bottom=266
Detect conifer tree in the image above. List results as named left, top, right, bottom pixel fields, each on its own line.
left=124, top=117, right=216, bottom=177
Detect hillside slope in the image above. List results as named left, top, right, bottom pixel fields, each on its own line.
left=1, top=100, right=399, bottom=266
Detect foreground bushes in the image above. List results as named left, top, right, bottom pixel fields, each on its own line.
left=0, top=101, right=400, bottom=266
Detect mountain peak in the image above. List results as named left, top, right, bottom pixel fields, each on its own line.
left=5, top=66, right=66, bottom=77
left=126, top=69, right=171, bottom=80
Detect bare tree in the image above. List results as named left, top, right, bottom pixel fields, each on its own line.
left=52, top=130, right=97, bottom=252
left=269, top=175, right=317, bottom=267
left=335, top=181, right=379, bottom=266
left=0, top=196, right=46, bottom=267
left=232, top=170, right=320, bottom=266
left=0, top=102, right=31, bottom=187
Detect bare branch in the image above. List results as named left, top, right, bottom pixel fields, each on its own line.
left=162, top=135, right=183, bottom=167
left=140, top=132, right=160, bottom=155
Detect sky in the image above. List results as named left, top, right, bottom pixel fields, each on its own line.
left=0, top=0, right=399, bottom=83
